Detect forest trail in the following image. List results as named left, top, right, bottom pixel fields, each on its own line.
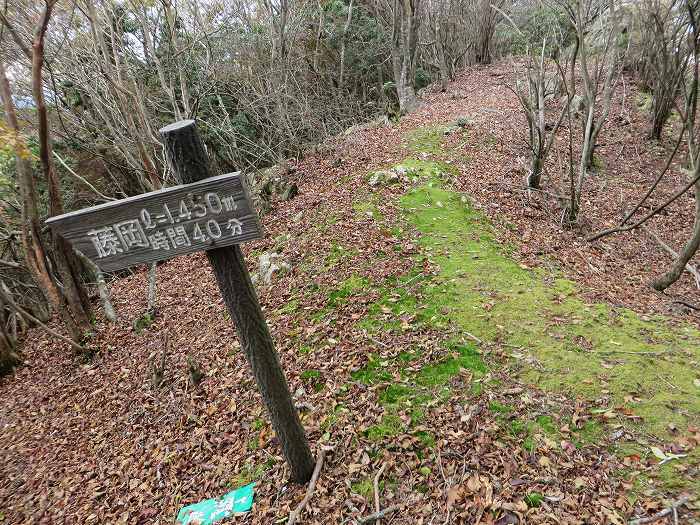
left=1, top=64, right=699, bottom=523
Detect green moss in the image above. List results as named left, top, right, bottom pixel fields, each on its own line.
left=300, top=369, right=324, bottom=392
left=572, top=420, right=603, bottom=447
left=365, top=414, right=403, bottom=441
left=415, top=430, right=436, bottom=448
left=298, top=345, right=313, bottom=355
left=489, top=401, right=512, bottom=414
left=133, top=312, right=154, bottom=334
left=406, top=126, right=451, bottom=154
left=229, top=459, right=276, bottom=488
left=328, top=274, right=370, bottom=306
left=325, top=242, right=358, bottom=268
left=379, top=384, right=413, bottom=404
left=354, top=199, right=385, bottom=222
left=536, top=415, right=556, bottom=435
left=393, top=158, right=700, bottom=492
left=300, top=369, right=321, bottom=381
left=416, top=344, right=485, bottom=387
left=277, top=299, right=299, bottom=314
left=352, top=355, right=392, bottom=385
left=351, top=479, right=374, bottom=499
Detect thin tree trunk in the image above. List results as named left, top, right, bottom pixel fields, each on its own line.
left=391, top=0, right=420, bottom=114
left=313, top=0, right=324, bottom=72
left=32, top=1, right=92, bottom=337
left=75, top=250, right=117, bottom=323
left=652, top=177, right=700, bottom=290
left=147, top=262, right=157, bottom=315
left=339, top=0, right=354, bottom=89
left=0, top=291, right=20, bottom=375
left=0, top=57, right=74, bottom=336
left=435, top=15, right=449, bottom=92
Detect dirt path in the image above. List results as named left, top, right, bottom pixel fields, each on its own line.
left=1, top=64, right=698, bottom=524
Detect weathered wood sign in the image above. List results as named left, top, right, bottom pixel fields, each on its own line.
left=45, top=172, right=262, bottom=272
left=46, top=119, right=316, bottom=486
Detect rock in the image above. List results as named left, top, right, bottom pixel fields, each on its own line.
left=280, top=183, right=298, bottom=201
left=368, top=170, right=393, bottom=187
left=568, top=94, right=586, bottom=116
left=245, top=166, right=299, bottom=216
left=258, top=252, right=291, bottom=284
left=543, top=73, right=562, bottom=100
left=455, top=116, right=473, bottom=128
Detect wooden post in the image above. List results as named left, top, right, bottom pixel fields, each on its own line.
left=160, top=120, right=315, bottom=484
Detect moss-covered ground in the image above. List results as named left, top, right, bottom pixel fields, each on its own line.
left=352, top=156, right=700, bottom=494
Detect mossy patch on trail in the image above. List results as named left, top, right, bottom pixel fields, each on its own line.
left=390, top=158, right=700, bottom=492
left=406, top=125, right=452, bottom=154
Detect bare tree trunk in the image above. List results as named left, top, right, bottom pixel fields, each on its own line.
left=147, top=262, right=157, bottom=315
left=0, top=291, right=20, bottom=376
left=313, top=0, right=324, bottom=72
left=0, top=54, right=85, bottom=341
left=75, top=250, right=117, bottom=323
left=391, top=0, right=421, bottom=114
left=32, top=1, right=92, bottom=337
left=435, top=12, right=449, bottom=92
left=652, top=175, right=700, bottom=290
left=339, top=0, right=354, bottom=89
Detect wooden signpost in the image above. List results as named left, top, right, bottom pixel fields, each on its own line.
left=46, top=120, right=315, bottom=484
left=45, top=172, right=262, bottom=272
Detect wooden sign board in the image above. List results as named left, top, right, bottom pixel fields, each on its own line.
left=45, top=172, right=263, bottom=272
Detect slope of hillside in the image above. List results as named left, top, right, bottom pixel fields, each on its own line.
left=1, top=64, right=698, bottom=524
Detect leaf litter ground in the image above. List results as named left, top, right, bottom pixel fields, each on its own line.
left=1, top=64, right=699, bottom=524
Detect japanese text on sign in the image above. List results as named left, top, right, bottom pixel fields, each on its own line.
left=45, top=172, right=263, bottom=272
left=87, top=192, right=243, bottom=259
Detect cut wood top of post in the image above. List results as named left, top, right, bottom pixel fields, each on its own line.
left=46, top=172, right=263, bottom=272
left=160, top=120, right=196, bottom=133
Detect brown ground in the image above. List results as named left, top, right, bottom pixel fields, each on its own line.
left=0, top=63, right=697, bottom=524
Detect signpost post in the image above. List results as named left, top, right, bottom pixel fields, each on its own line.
left=46, top=119, right=315, bottom=484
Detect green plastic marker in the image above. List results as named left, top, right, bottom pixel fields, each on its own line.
left=176, top=483, right=255, bottom=524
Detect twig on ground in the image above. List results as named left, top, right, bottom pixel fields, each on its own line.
left=402, top=272, right=425, bottom=286
left=373, top=463, right=386, bottom=525
left=587, top=171, right=700, bottom=242
left=368, top=335, right=388, bottom=348
left=589, top=350, right=665, bottom=356
left=657, top=374, right=680, bottom=392
left=463, top=331, right=483, bottom=345
left=671, top=299, right=700, bottom=311
left=357, top=504, right=401, bottom=524
left=628, top=496, right=689, bottom=525
left=0, top=282, right=86, bottom=353
left=287, top=448, right=329, bottom=525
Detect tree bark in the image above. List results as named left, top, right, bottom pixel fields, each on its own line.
left=160, top=120, right=314, bottom=484
left=391, top=0, right=421, bottom=114
left=32, top=0, right=92, bottom=338
left=652, top=177, right=700, bottom=290
left=0, top=290, right=20, bottom=376
left=147, top=262, right=157, bottom=315
left=339, top=0, right=354, bottom=89
left=435, top=15, right=449, bottom=92
left=0, top=55, right=80, bottom=339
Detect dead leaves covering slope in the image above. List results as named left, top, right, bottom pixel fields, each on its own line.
left=1, top=64, right=697, bottom=524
